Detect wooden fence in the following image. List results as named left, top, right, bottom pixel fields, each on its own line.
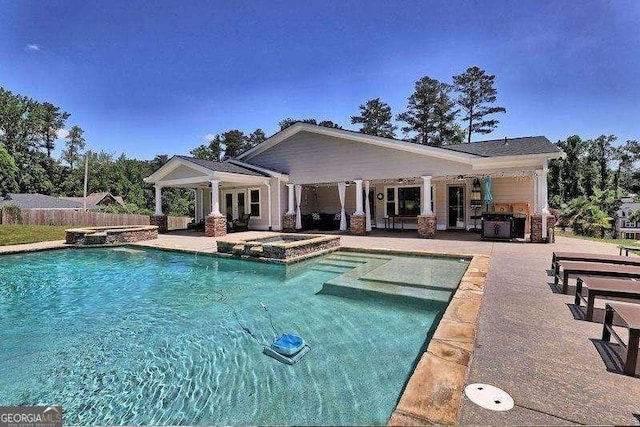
left=1, top=209, right=191, bottom=230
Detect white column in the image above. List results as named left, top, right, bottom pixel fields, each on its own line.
left=421, top=175, right=433, bottom=215
left=195, top=188, right=203, bottom=222
left=364, top=180, right=372, bottom=232
left=154, top=185, right=163, bottom=215
left=294, top=184, right=302, bottom=229
left=354, top=179, right=364, bottom=215
left=535, top=169, right=549, bottom=215
left=210, top=180, right=221, bottom=216
left=286, top=184, right=295, bottom=215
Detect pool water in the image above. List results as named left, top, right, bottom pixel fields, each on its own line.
left=0, top=248, right=458, bottom=425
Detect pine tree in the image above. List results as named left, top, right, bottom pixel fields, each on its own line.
left=61, top=125, right=86, bottom=169
left=453, top=66, right=506, bottom=143
left=350, top=98, right=397, bottom=138
left=397, top=76, right=460, bottom=146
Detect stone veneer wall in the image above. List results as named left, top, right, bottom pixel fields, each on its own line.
left=531, top=214, right=556, bottom=243
left=417, top=215, right=437, bottom=238
left=66, top=226, right=158, bottom=245
left=205, top=215, right=227, bottom=237
left=283, top=214, right=296, bottom=232
left=350, top=214, right=365, bottom=235
left=149, top=215, right=168, bottom=233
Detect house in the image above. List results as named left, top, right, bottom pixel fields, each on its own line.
left=144, top=123, right=564, bottom=242
left=616, top=195, right=640, bottom=240
left=59, top=192, right=125, bottom=210
left=0, top=193, right=85, bottom=210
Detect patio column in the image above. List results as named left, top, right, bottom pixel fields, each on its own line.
left=195, top=188, right=204, bottom=222
left=532, top=160, right=553, bottom=243
left=154, top=185, right=163, bottom=215
left=418, top=175, right=436, bottom=239
left=210, top=180, right=221, bottom=216
left=421, top=175, right=433, bottom=215
left=354, top=179, right=364, bottom=215
left=205, top=179, right=226, bottom=237
left=286, top=184, right=295, bottom=215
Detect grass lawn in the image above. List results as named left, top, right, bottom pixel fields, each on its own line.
left=556, top=230, right=640, bottom=249
left=0, top=225, right=67, bottom=246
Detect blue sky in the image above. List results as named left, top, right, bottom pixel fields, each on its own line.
left=1, top=0, right=639, bottom=160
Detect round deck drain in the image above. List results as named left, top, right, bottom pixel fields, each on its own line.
left=464, top=383, right=514, bottom=411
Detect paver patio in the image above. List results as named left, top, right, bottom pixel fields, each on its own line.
left=2, top=230, right=639, bottom=424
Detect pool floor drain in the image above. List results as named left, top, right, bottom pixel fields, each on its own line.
left=464, top=383, right=514, bottom=411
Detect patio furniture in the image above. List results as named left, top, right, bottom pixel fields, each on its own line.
left=619, top=245, right=640, bottom=257
left=555, top=261, right=640, bottom=294
left=602, top=302, right=640, bottom=376
left=574, top=277, right=640, bottom=321
left=551, top=252, right=640, bottom=279
left=385, top=215, right=416, bottom=231
left=232, top=214, right=251, bottom=232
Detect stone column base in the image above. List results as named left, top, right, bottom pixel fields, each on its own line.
left=205, top=214, right=227, bottom=237
left=283, top=213, right=296, bottom=232
left=149, top=215, right=168, bottom=233
left=350, top=214, right=365, bottom=235
left=418, top=215, right=437, bottom=238
left=531, top=214, right=556, bottom=243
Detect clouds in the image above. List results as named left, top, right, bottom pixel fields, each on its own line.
left=55, top=128, right=69, bottom=139
left=26, top=44, right=41, bottom=51
left=203, top=133, right=217, bottom=141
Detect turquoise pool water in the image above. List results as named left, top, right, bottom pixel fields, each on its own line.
left=0, top=248, right=464, bottom=425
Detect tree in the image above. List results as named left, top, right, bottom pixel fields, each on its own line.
left=190, top=136, right=222, bottom=161
left=453, top=66, right=506, bottom=143
left=555, top=135, right=586, bottom=201
left=220, top=130, right=248, bottom=160
left=61, top=125, right=86, bottom=169
left=278, top=118, right=342, bottom=131
left=350, top=98, right=397, bottom=138
left=247, top=128, right=267, bottom=149
left=591, top=134, right=616, bottom=192
left=560, top=190, right=615, bottom=238
left=0, top=143, right=18, bottom=197
left=397, top=76, right=460, bottom=146
left=36, top=102, right=70, bottom=158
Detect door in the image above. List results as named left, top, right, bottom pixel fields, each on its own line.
left=222, top=190, right=246, bottom=219
left=448, top=186, right=465, bottom=229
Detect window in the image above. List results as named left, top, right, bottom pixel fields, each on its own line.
left=398, top=187, right=421, bottom=215
left=624, top=221, right=636, bottom=228
left=249, top=188, right=260, bottom=217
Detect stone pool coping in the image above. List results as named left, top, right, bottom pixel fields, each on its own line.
left=65, top=225, right=158, bottom=246
left=384, top=252, right=489, bottom=426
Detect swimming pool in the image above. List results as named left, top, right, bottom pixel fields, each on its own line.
left=0, top=248, right=468, bottom=425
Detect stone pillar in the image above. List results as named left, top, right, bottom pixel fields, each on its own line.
left=150, top=215, right=168, bottom=233
left=418, top=215, right=437, bottom=238
left=350, top=214, right=366, bottom=235
left=154, top=185, right=163, bottom=215
left=354, top=179, right=364, bottom=215
left=286, top=184, right=295, bottom=215
left=531, top=214, right=556, bottom=243
left=283, top=213, right=296, bottom=232
left=421, top=175, right=433, bottom=215
left=205, top=214, right=227, bottom=237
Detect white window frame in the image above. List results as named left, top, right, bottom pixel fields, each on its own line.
left=248, top=187, right=262, bottom=219
left=624, top=220, right=636, bottom=228
left=383, top=184, right=435, bottom=217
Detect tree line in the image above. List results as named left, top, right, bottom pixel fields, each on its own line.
left=549, top=135, right=640, bottom=237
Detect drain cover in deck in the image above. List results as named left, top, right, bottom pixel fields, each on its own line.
left=464, top=383, right=514, bottom=411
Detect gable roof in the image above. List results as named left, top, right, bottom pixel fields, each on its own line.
left=175, top=155, right=268, bottom=176
left=59, top=192, right=125, bottom=208
left=236, top=123, right=563, bottom=163
left=440, top=136, right=560, bottom=157
left=0, top=193, right=83, bottom=210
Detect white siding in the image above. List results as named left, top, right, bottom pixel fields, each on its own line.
left=248, top=132, right=474, bottom=183
left=162, top=164, right=208, bottom=181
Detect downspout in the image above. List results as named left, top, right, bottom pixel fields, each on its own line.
left=266, top=181, right=272, bottom=231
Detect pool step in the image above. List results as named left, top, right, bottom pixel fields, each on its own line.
left=320, top=276, right=453, bottom=303
left=330, top=252, right=393, bottom=261
left=311, top=265, right=354, bottom=274
left=317, top=259, right=363, bottom=269
left=325, top=255, right=369, bottom=264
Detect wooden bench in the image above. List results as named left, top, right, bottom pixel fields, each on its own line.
left=619, top=245, right=640, bottom=257
left=555, top=261, right=640, bottom=294
left=602, top=302, right=640, bottom=376
left=574, top=277, right=640, bottom=321
left=551, top=252, right=640, bottom=279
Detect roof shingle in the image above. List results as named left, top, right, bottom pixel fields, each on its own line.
left=175, top=155, right=268, bottom=176
left=440, top=136, right=560, bottom=157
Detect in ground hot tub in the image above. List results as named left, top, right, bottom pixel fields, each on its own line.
left=65, top=225, right=159, bottom=246
left=216, top=233, right=340, bottom=263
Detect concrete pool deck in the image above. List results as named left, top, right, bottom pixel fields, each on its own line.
left=2, top=230, right=639, bottom=424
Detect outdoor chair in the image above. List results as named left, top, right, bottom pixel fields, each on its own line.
left=232, top=214, right=251, bottom=232
left=554, top=261, right=640, bottom=294
left=574, top=276, right=640, bottom=321
left=551, top=252, right=640, bottom=280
